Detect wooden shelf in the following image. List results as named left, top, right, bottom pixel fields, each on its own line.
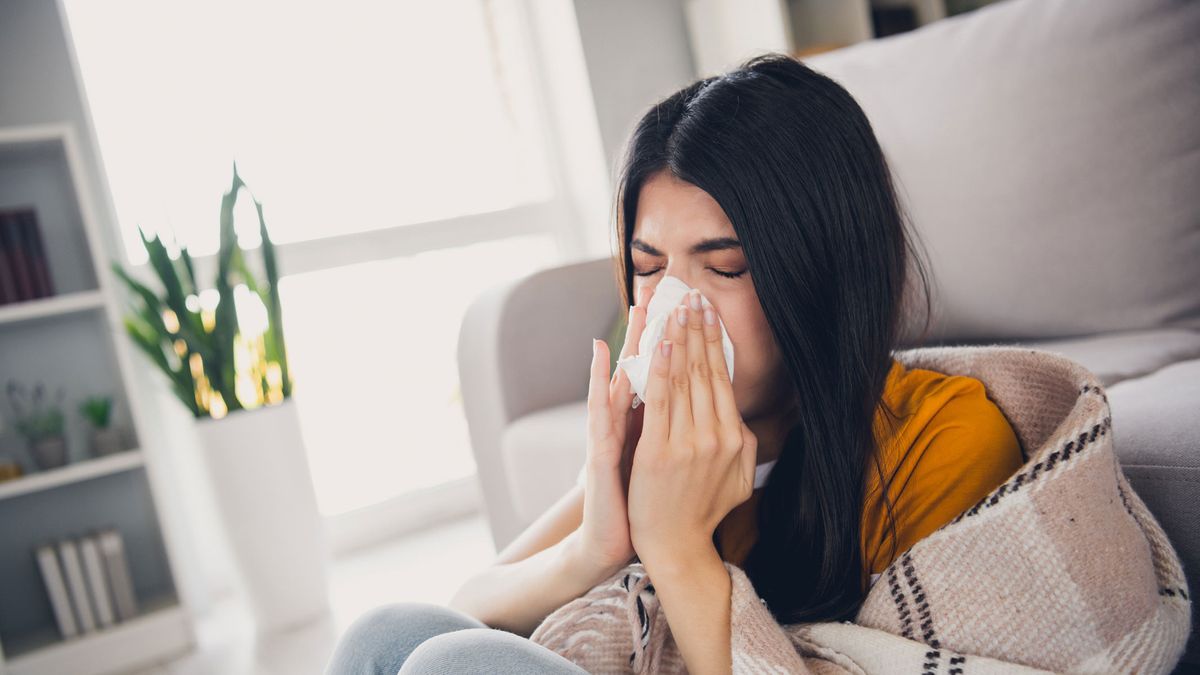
left=0, top=290, right=106, bottom=327
left=0, top=450, right=144, bottom=502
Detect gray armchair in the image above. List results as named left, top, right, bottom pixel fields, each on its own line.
left=457, top=257, right=621, bottom=550
left=457, top=0, right=1200, bottom=664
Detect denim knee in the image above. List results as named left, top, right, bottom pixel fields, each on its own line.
left=323, top=602, right=488, bottom=675
left=399, top=627, right=587, bottom=674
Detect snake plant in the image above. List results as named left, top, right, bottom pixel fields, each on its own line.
left=110, top=162, right=293, bottom=419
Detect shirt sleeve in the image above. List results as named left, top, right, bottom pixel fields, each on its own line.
left=867, top=381, right=1025, bottom=573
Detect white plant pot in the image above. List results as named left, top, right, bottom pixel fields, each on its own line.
left=193, top=398, right=330, bottom=635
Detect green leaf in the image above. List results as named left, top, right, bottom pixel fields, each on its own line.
left=178, top=245, right=199, bottom=297
left=110, top=262, right=172, bottom=337
left=138, top=225, right=191, bottom=331
left=212, top=164, right=245, bottom=411
left=122, top=314, right=199, bottom=416
left=251, top=193, right=291, bottom=397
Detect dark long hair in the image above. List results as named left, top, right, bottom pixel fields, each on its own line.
left=610, top=52, right=935, bottom=623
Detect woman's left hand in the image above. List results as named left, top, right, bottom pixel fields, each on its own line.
left=627, top=288, right=758, bottom=570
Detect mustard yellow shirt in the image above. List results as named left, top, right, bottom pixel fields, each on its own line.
left=714, top=358, right=1024, bottom=593
left=860, top=357, right=1024, bottom=589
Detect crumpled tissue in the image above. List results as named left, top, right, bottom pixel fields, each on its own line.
left=616, top=275, right=735, bottom=408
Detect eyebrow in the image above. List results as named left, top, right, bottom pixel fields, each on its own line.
left=631, top=236, right=742, bottom=256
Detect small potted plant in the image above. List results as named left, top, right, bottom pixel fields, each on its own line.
left=7, top=380, right=68, bottom=470
left=80, top=394, right=123, bottom=457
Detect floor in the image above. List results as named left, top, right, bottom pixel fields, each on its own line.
left=129, top=513, right=495, bottom=675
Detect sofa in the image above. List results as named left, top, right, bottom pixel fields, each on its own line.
left=457, top=0, right=1199, bottom=666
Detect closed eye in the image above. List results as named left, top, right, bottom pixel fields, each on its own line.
left=632, top=267, right=746, bottom=279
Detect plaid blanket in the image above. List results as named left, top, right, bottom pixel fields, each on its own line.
left=528, top=345, right=1192, bottom=674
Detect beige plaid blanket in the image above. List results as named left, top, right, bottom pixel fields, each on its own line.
left=529, top=345, right=1192, bottom=674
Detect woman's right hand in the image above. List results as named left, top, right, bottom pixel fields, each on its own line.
left=575, top=286, right=652, bottom=579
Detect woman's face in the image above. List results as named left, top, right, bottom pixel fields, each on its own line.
left=630, top=170, right=789, bottom=421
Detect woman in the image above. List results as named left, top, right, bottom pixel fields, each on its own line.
left=324, top=51, right=1023, bottom=674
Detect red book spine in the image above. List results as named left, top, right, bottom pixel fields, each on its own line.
left=0, top=212, right=18, bottom=304
left=19, top=209, right=55, bottom=298
left=0, top=210, right=35, bottom=302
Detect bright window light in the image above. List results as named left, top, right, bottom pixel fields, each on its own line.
left=61, top=0, right=554, bottom=261
left=61, top=1, right=573, bottom=517
left=279, top=234, right=561, bottom=515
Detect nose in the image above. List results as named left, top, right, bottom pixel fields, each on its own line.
left=667, top=274, right=693, bottom=290
left=650, top=270, right=704, bottom=305
left=658, top=266, right=697, bottom=290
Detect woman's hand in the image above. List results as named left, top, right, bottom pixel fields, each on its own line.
left=575, top=286, right=653, bottom=578
left=627, top=288, right=758, bottom=571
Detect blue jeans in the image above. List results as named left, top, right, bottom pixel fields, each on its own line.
left=322, top=602, right=590, bottom=674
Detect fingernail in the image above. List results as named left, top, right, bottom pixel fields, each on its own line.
left=689, top=289, right=702, bottom=310
left=704, top=307, right=716, bottom=325
left=592, top=338, right=598, bottom=356
left=628, top=304, right=635, bottom=323
left=661, top=339, right=673, bottom=357
left=676, top=305, right=687, bottom=326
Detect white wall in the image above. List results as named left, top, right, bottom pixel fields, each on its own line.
left=571, top=0, right=699, bottom=176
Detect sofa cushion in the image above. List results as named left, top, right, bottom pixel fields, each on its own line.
left=1104, top=357, right=1200, bottom=664
left=995, top=328, right=1200, bottom=388
left=1104, top=356, right=1200, bottom=471
left=501, top=401, right=587, bottom=524
left=803, top=0, right=1200, bottom=343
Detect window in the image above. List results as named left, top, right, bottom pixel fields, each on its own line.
left=61, top=0, right=598, bottom=550
left=280, top=234, right=559, bottom=516
left=63, top=0, right=556, bottom=259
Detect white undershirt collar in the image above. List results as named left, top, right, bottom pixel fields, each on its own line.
left=754, top=458, right=778, bottom=490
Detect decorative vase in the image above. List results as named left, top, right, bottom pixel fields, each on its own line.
left=192, top=397, right=330, bottom=635
left=90, top=427, right=124, bottom=457
left=30, top=435, right=68, bottom=470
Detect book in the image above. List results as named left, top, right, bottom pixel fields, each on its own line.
left=18, top=209, right=54, bottom=298
left=58, top=538, right=97, bottom=633
left=34, top=542, right=79, bottom=638
left=80, top=533, right=116, bottom=628
left=0, top=212, right=17, bottom=304
left=0, top=210, right=34, bottom=302
left=98, top=527, right=139, bottom=621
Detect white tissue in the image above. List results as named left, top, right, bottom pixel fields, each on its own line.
left=616, top=275, right=735, bottom=408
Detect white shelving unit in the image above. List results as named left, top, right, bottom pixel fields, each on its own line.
left=0, top=290, right=106, bottom=326
left=0, top=123, right=195, bottom=675
left=0, top=450, right=145, bottom=502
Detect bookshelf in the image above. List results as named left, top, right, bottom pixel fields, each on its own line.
left=0, top=123, right=195, bottom=674
left=0, top=290, right=106, bottom=327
